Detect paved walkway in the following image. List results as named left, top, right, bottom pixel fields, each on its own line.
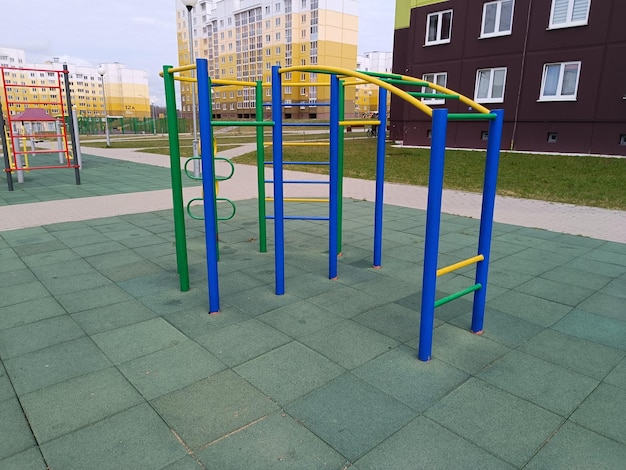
left=2, top=144, right=625, bottom=243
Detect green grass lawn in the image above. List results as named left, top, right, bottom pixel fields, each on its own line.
left=78, top=133, right=625, bottom=210
left=234, top=139, right=626, bottom=210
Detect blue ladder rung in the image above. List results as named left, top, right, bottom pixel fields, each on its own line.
left=266, top=215, right=330, bottom=221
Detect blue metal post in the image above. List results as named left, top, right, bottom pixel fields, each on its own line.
left=418, top=109, right=448, bottom=361
left=196, top=59, right=220, bottom=313
left=328, top=74, right=340, bottom=279
left=471, top=109, right=504, bottom=333
left=271, top=66, right=285, bottom=295
left=373, top=87, right=388, bottom=268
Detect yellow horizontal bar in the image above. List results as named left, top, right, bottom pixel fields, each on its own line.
left=284, top=82, right=330, bottom=87
left=266, top=197, right=329, bottom=203
left=284, top=142, right=330, bottom=147
left=339, top=120, right=380, bottom=126
left=175, top=76, right=196, bottom=83
left=213, top=78, right=257, bottom=87
left=166, top=64, right=196, bottom=74
left=279, top=65, right=436, bottom=117
left=399, top=74, right=491, bottom=115
left=437, top=255, right=484, bottom=277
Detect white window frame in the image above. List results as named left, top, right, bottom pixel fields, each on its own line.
left=425, top=10, right=453, bottom=46
left=480, top=0, right=514, bottom=38
left=421, top=72, right=448, bottom=104
left=539, top=61, right=581, bottom=101
left=474, top=67, right=507, bottom=103
left=549, top=0, right=590, bottom=29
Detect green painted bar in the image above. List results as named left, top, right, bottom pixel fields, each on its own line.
left=381, top=78, right=429, bottom=87
left=356, top=70, right=404, bottom=80
left=447, top=113, right=497, bottom=121
left=337, top=80, right=345, bottom=254
left=434, top=283, right=482, bottom=308
left=255, top=81, right=267, bottom=252
left=408, top=92, right=460, bottom=99
left=163, top=65, right=190, bottom=292
left=212, top=121, right=275, bottom=126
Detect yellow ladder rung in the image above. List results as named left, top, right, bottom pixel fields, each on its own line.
left=339, top=120, right=380, bottom=126
left=436, top=254, right=484, bottom=277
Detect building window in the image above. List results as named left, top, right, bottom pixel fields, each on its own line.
left=619, top=134, right=626, bottom=146
left=481, top=131, right=489, bottom=140
left=481, top=0, right=514, bottom=38
left=539, top=61, right=581, bottom=101
left=425, top=10, right=453, bottom=45
left=547, top=132, right=558, bottom=143
left=475, top=67, right=507, bottom=103
left=421, top=72, right=447, bottom=104
left=549, top=0, right=590, bottom=29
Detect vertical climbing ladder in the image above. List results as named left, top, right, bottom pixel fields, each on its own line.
left=269, top=66, right=341, bottom=294
left=418, top=108, right=504, bottom=361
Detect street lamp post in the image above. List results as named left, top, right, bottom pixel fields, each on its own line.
left=182, top=0, right=200, bottom=177
left=151, top=101, right=157, bottom=134
left=97, top=65, right=111, bottom=147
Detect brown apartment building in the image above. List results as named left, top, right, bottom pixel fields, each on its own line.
left=391, top=0, right=626, bottom=155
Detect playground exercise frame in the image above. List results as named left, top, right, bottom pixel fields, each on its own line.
left=162, top=58, right=503, bottom=361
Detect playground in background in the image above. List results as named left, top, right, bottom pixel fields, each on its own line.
left=162, top=59, right=503, bottom=361
left=1, top=65, right=81, bottom=191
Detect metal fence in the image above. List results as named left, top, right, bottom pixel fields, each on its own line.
left=76, top=117, right=193, bottom=136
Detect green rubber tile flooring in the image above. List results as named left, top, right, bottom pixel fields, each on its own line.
left=1, top=199, right=625, bottom=469
left=0, top=152, right=199, bottom=206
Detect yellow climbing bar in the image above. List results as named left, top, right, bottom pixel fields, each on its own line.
left=279, top=65, right=435, bottom=117
left=164, top=64, right=196, bottom=74
left=399, top=75, right=491, bottom=115
left=436, top=255, right=484, bottom=277
left=339, top=120, right=380, bottom=126
left=283, top=142, right=330, bottom=147
left=213, top=78, right=257, bottom=87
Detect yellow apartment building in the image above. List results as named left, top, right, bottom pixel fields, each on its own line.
left=176, top=0, right=358, bottom=120
left=354, top=51, right=393, bottom=117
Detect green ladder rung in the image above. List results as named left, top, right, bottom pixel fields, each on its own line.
left=447, top=113, right=497, bottom=121
left=434, top=283, right=482, bottom=308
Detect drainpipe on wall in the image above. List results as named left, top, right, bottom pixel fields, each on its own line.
left=511, top=0, right=533, bottom=151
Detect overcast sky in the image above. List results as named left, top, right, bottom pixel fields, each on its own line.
left=0, top=0, right=395, bottom=105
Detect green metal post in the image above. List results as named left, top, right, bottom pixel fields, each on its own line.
left=163, top=65, right=190, bottom=291
left=337, top=80, right=345, bottom=255
left=255, top=81, right=267, bottom=252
